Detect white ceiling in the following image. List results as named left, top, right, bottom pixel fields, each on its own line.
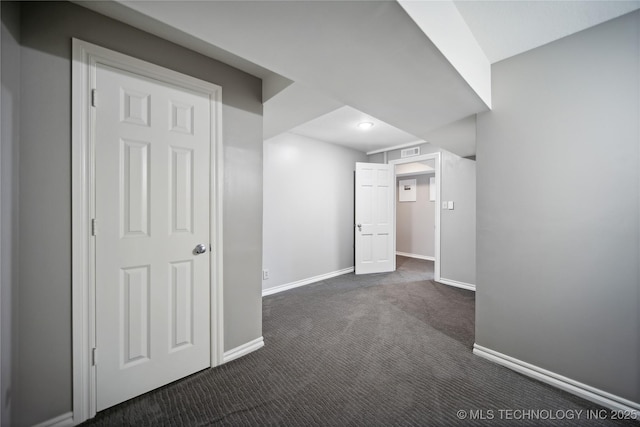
left=78, top=0, right=488, bottom=156
left=290, top=106, right=422, bottom=154
left=269, top=0, right=640, bottom=154
left=77, top=0, right=640, bottom=156
left=396, top=161, right=435, bottom=177
left=454, top=0, right=640, bottom=64
left=263, top=82, right=344, bottom=141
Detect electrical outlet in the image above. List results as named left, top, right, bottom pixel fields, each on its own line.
left=262, top=269, right=269, bottom=280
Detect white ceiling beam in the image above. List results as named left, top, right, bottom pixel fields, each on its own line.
left=397, top=0, right=491, bottom=108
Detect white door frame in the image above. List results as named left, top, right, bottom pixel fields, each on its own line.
left=71, top=39, right=224, bottom=423
left=389, top=153, right=441, bottom=281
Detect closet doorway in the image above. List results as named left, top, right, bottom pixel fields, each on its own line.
left=390, top=153, right=441, bottom=281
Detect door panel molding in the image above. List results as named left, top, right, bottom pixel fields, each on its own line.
left=71, top=39, right=224, bottom=423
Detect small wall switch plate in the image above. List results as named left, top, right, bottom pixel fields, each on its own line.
left=262, top=269, right=269, bottom=280
left=448, top=201, right=454, bottom=210
left=442, top=201, right=448, bottom=209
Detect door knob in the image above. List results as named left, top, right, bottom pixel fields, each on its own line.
left=357, top=224, right=362, bottom=231
left=194, top=244, right=207, bottom=255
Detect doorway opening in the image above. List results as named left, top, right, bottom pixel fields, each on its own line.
left=389, top=153, right=441, bottom=282
left=395, top=159, right=436, bottom=280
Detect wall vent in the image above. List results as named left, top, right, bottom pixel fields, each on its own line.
left=400, top=147, right=420, bottom=158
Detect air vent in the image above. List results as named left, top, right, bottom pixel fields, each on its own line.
left=400, top=147, right=420, bottom=158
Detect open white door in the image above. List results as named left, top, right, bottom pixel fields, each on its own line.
left=355, top=162, right=395, bottom=274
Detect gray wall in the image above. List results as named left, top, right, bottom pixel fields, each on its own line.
left=9, top=2, right=263, bottom=425
left=368, top=152, right=384, bottom=163
left=396, top=174, right=435, bottom=258
left=263, top=132, right=367, bottom=291
left=1, top=2, right=20, bottom=425
left=440, top=152, right=476, bottom=285
left=372, top=144, right=477, bottom=286
left=476, top=10, right=639, bottom=404
left=422, top=115, right=477, bottom=158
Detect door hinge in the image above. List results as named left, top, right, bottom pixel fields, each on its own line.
left=91, top=348, right=98, bottom=366
left=91, top=218, right=98, bottom=236
left=91, top=89, right=98, bottom=107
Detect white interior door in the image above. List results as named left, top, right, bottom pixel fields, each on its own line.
left=355, top=162, right=395, bottom=274
left=94, top=63, right=211, bottom=411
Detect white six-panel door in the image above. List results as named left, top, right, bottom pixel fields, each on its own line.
left=355, top=162, right=395, bottom=274
left=94, top=63, right=212, bottom=411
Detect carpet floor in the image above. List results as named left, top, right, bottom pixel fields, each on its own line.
left=84, top=256, right=637, bottom=426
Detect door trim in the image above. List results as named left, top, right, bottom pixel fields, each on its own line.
left=71, top=39, right=224, bottom=423
left=389, top=153, right=441, bottom=282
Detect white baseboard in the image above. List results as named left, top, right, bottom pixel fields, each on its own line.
left=33, top=412, right=74, bottom=427
left=223, top=337, right=264, bottom=364
left=396, top=252, right=435, bottom=261
left=437, top=277, right=476, bottom=291
left=262, top=267, right=354, bottom=297
left=473, top=344, right=640, bottom=414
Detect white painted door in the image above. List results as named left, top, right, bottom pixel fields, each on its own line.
left=94, top=63, right=211, bottom=411
left=355, top=162, right=395, bottom=274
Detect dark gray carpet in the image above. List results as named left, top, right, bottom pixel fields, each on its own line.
left=84, top=256, right=636, bottom=426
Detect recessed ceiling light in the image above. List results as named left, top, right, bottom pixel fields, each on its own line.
left=358, top=122, right=374, bottom=130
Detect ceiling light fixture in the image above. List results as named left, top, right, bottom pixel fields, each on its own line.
left=357, top=122, right=374, bottom=130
